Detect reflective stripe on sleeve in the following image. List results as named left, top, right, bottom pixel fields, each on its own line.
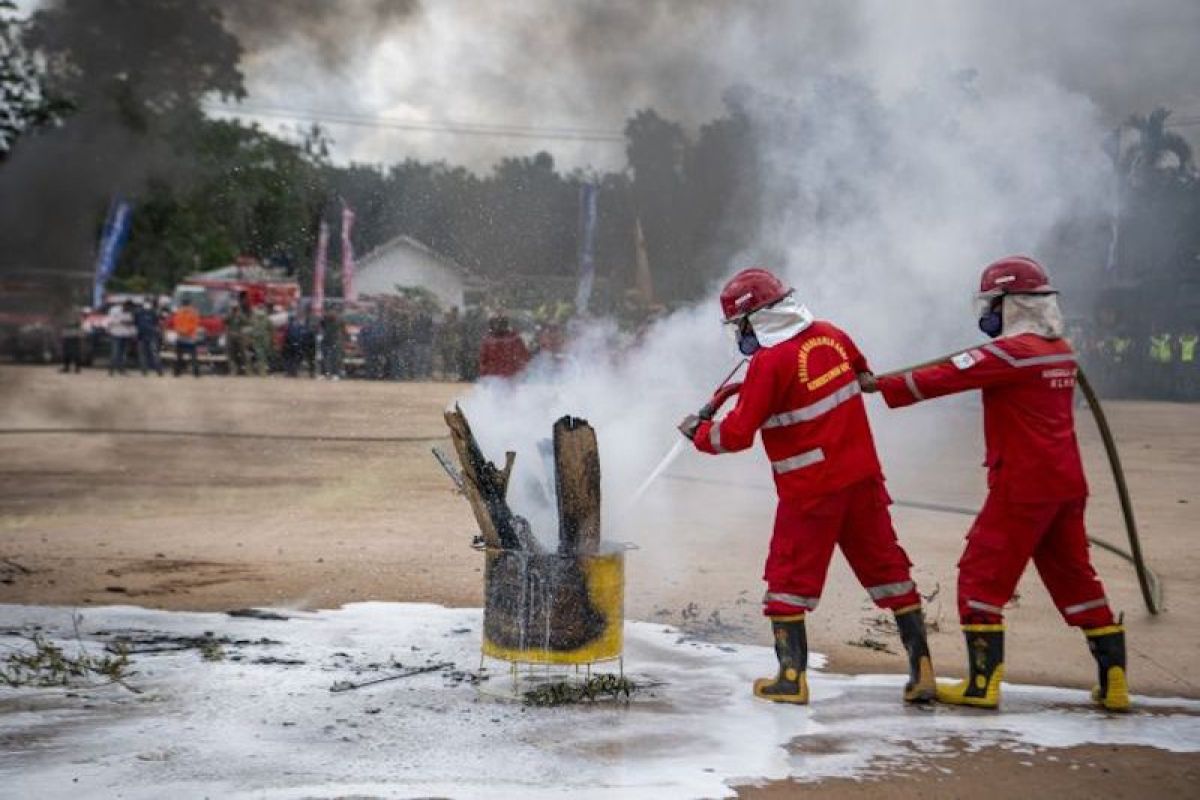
left=771, top=447, right=825, bottom=474
left=762, top=382, right=861, bottom=429
left=867, top=580, right=916, bottom=601
left=709, top=421, right=726, bottom=453
left=1063, top=597, right=1108, bottom=616
left=904, top=371, right=924, bottom=400
left=763, top=591, right=820, bottom=611
left=982, top=342, right=1076, bottom=368
left=967, top=599, right=1005, bottom=615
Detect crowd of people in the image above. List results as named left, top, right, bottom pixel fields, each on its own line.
left=1073, top=327, right=1200, bottom=401
left=59, top=298, right=1199, bottom=401
left=59, top=292, right=578, bottom=383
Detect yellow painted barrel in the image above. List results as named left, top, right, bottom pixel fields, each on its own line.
left=481, top=546, right=624, bottom=665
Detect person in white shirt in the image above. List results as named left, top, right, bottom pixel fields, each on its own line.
left=106, top=300, right=136, bottom=375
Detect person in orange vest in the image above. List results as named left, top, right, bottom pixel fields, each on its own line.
left=172, top=297, right=202, bottom=378
left=864, top=256, right=1129, bottom=712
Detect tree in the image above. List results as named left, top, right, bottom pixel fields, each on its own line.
left=625, top=109, right=692, bottom=298
left=1121, top=108, right=1194, bottom=184
left=0, top=0, right=68, bottom=159
left=27, top=0, right=244, bottom=132
left=118, top=119, right=326, bottom=291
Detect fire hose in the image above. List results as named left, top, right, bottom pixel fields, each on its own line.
left=875, top=357, right=1163, bottom=615
left=687, top=354, right=1162, bottom=614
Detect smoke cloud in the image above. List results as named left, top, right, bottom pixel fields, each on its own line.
left=454, top=1, right=1144, bottom=548
left=228, top=1, right=1200, bottom=170
left=218, top=0, right=421, bottom=69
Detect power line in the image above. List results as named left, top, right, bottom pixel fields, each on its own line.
left=202, top=102, right=626, bottom=143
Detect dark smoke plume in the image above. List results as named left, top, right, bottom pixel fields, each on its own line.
left=0, top=0, right=244, bottom=294
left=218, top=0, right=421, bottom=68
left=0, top=0, right=422, bottom=298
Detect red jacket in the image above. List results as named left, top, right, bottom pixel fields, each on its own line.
left=878, top=333, right=1087, bottom=502
left=479, top=332, right=530, bottom=378
left=693, top=321, right=883, bottom=503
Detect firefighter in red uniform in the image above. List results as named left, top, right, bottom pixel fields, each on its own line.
left=680, top=268, right=935, bottom=705
left=864, top=256, right=1130, bottom=712
left=478, top=315, right=530, bottom=379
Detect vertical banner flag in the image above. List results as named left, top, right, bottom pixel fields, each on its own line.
left=92, top=199, right=132, bottom=307
left=313, top=220, right=329, bottom=315
left=341, top=200, right=356, bottom=302
left=1102, top=127, right=1122, bottom=273
left=574, top=182, right=598, bottom=312
left=634, top=216, right=655, bottom=305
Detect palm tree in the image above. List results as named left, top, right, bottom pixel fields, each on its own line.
left=1120, top=108, right=1195, bottom=183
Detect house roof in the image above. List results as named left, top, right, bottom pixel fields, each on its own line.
left=355, top=234, right=481, bottom=283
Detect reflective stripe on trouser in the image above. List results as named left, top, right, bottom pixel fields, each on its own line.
left=957, top=492, right=1114, bottom=628
left=867, top=580, right=916, bottom=601
left=764, top=477, right=918, bottom=617
left=764, top=592, right=819, bottom=612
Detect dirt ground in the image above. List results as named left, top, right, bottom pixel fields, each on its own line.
left=2, top=364, right=1198, bottom=794
left=737, top=742, right=1200, bottom=799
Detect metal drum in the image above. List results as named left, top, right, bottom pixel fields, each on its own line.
left=481, top=545, right=624, bottom=666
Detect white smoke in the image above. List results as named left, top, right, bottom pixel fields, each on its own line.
left=232, top=1, right=1199, bottom=171
left=458, top=4, right=1118, bottom=548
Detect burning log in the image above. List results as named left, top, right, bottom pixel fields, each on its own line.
left=443, top=404, right=529, bottom=551
left=440, top=407, right=623, bottom=664
left=553, top=416, right=602, bottom=557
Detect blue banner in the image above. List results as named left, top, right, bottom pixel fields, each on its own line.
left=93, top=199, right=133, bottom=307
left=574, top=183, right=598, bottom=312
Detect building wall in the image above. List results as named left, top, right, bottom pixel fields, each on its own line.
left=353, top=244, right=466, bottom=309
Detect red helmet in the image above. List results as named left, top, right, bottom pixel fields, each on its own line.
left=719, top=268, right=790, bottom=322
left=979, top=255, right=1056, bottom=296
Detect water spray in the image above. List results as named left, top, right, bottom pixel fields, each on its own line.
left=616, top=358, right=749, bottom=526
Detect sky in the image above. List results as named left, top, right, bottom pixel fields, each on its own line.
left=203, top=0, right=1200, bottom=172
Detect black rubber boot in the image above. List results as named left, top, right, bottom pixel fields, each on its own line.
left=894, top=606, right=936, bottom=703
left=753, top=614, right=809, bottom=704
left=936, top=625, right=1004, bottom=709
left=1086, top=625, right=1131, bottom=712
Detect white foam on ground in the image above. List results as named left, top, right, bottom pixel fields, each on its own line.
left=1, top=602, right=1197, bottom=799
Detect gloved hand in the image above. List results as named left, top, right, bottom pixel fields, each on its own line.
left=678, top=414, right=701, bottom=441
left=858, top=371, right=879, bottom=393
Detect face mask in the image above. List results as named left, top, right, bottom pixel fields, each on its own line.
left=978, top=298, right=1003, bottom=338
left=736, top=318, right=761, bottom=355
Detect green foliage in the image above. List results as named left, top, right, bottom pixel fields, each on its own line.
left=198, top=638, right=225, bottom=662
left=522, top=673, right=639, bottom=707
left=0, top=0, right=71, bottom=158
left=1109, top=106, right=1200, bottom=326
left=0, top=631, right=131, bottom=688
left=114, top=117, right=330, bottom=291
left=27, top=0, right=245, bottom=127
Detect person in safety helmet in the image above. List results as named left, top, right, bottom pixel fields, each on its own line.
left=678, top=267, right=935, bottom=706
left=862, top=255, right=1129, bottom=712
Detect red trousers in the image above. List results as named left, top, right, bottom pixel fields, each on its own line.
left=763, top=478, right=920, bottom=616
left=958, top=493, right=1114, bottom=628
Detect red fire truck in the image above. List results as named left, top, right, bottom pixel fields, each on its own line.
left=166, top=261, right=301, bottom=361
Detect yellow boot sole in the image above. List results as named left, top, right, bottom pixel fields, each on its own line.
left=753, top=672, right=809, bottom=704
left=935, top=665, right=1004, bottom=709
left=904, top=655, right=937, bottom=704
left=1092, top=666, right=1131, bottom=713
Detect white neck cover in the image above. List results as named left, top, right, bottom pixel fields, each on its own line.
left=1002, top=293, right=1065, bottom=339
left=748, top=295, right=815, bottom=348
